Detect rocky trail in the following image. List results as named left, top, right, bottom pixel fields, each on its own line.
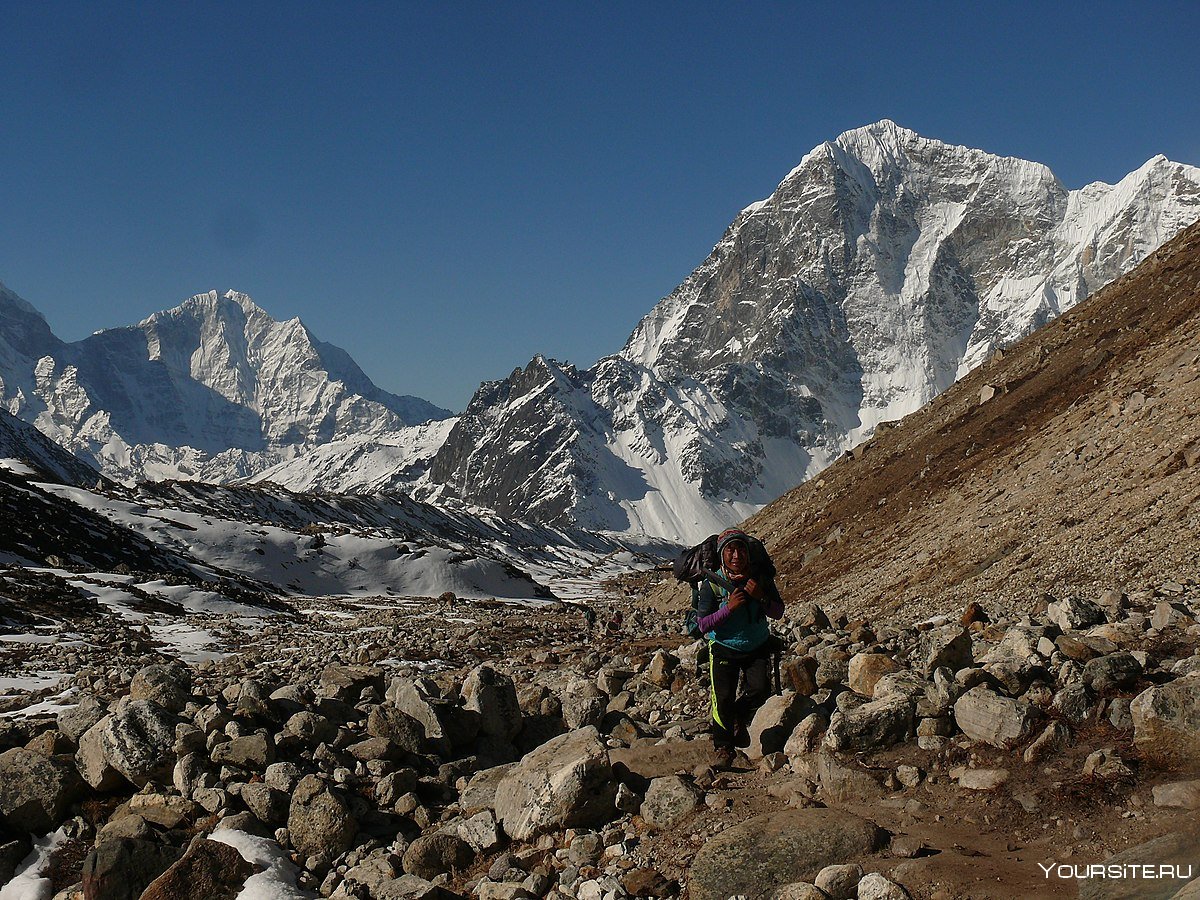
left=1, top=567, right=1197, bottom=900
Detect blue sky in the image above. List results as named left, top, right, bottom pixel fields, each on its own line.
left=2, top=2, right=1197, bottom=411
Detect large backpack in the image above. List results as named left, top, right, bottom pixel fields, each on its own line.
left=673, top=532, right=777, bottom=638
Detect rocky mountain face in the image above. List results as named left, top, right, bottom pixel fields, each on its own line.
left=423, top=121, right=1200, bottom=541
left=0, top=288, right=450, bottom=484
left=701, top=216, right=1200, bottom=624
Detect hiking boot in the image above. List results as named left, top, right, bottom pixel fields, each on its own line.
left=733, top=724, right=751, bottom=748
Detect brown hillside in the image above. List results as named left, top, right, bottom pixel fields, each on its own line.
left=656, top=217, right=1200, bottom=624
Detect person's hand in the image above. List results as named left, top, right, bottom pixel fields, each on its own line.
left=744, top=578, right=764, bottom=600
left=727, top=588, right=748, bottom=610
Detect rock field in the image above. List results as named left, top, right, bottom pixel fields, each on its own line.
left=0, top=571, right=1198, bottom=900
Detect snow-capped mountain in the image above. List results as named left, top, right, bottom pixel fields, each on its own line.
left=419, top=121, right=1200, bottom=541
left=0, top=288, right=451, bottom=483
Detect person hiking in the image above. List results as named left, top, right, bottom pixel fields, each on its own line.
left=694, top=528, right=784, bottom=768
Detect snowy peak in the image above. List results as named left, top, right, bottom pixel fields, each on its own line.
left=0, top=286, right=452, bottom=484
left=428, top=123, right=1200, bottom=541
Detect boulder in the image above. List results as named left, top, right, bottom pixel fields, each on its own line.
left=748, top=692, right=817, bottom=758
left=813, top=647, right=850, bottom=688
left=493, top=726, right=615, bottom=841
left=918, top=626, right=972, bottom=675
left=640, top=775, right=704, bottom=828
left=0, top=747, right=83, bottom=833
left=815, top=863, right=863, bottom=900
left=78, top=699, right=177, bottom=788
left=129, top=664, right=192, bottom=714
left=1131, top=676, right=1200, bottom=767
left=125, top=793, right=199, bottom=829
left=1023, top=721, right=1071, bottom=763
left=824, top=696, right=912, bottom=752
left=319, top=664, right=384, bottom=702
left=871, top=672, right=928, bottom=702
left=858, top=873, right=911, bottom=900
left=770, top=884, right=829, bottom=900
left=1152, top=780, right=1200, bottom=810
left=688, top=808, right=886, bottom=900
left=848, top=654, right=902, bottom=697
left=288, top=774, right=357, bottom=861
left=458, top=810, right=503, bottom=853
left=986, top=625, right=1054, bottom=663
left=210, top=733, right=274, bottom=769
left=402, top=831, right=475, bottom=880
left=387, top=676, right=479, bottom=753
left=953, top=686, right=1039, bottom=748
left=645, top=650, right=679, bottom=687
left=240, top=782, right=289, bottom=826
left=462, top=665, right=523, bottom=741
left=815, top=752, right=884, bottom=804
left=138, top=838, right=253, bottom=900
left=1048, top=596, right=1107, bottom=630
left=1052, top=684, right=1100, bottom=725
left=1083, top=653, right=1143, bottom=694
left=282, top=711, right=338, bottom=746
left=1152, top=601, right=1194, bottom=631
left=57, top=694, right=107, bottom=743
left=459, top=762, right=516, bottom=813
left=367, top=706, right=427, bottom=756
left=784, top=712, right=828, bottom=759
left=781, top=656, right=819, bottom=696
left=81, top=838, right=183, bottom=900
left=560, top=679, right=608, bottom=730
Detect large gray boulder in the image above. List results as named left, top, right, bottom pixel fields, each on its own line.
left=824, top=696, right=913, bottom=752
left=1048, top=596, right=1107, bottom=631
left=953, top=686, right=1039, bottom=748
left=1131, top=675, right=1200, bottom=768
left=462, top=665, right=523, bottom=741
left=287, top=774, right=357, bottom=861
left=402, top=832, right=475, bottom=880
left=129, top=664, right=192, bottom=714
left=560, top=678, right=608, bottom=730
left=0, top=747, right=83, bottom=833
left=640, top=775, right=703, bottom=828
left=748, top=692, right=817, bottom=758
left=386, top=676, right=479, bottom=754
left=1083, top=653, right=1143, bottom=694
left=77, top=699, right=177, bottom=788
left=81, top=838, right=183, bottom=900
left=493, top=726, right=615, bottom=841
left=918, top=626, right=972, bottom=675
left=367, top=705, right=427, bottom=755
left=688, top=808, right=886, bottom=900
left=57, top=694, right=107, bottom=743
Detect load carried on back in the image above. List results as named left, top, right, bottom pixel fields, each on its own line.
left=672, top=528, right=786, bottom=766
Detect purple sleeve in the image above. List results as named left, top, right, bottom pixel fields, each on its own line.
left=696, top=603, right=736, bottom=633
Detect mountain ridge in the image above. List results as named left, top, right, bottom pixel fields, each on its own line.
left=0, top=287, right=452, bottom=483
left=418, top=121, right=1200, bottom=541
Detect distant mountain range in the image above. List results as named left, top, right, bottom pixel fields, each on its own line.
left=2, top=121, right=1198, bottom=543
left=0, top=287, right=450, bottom=483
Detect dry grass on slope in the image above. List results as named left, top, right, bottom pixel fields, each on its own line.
left=733, top=218, right=1200, bottom=626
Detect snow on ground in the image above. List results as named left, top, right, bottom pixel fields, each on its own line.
left=0, top=672, right=69, bottom=696
left=146, top=623, right=226, bottom=663
left=0, top=827, right=67, bottom=900
left=210, top=829, right=317, bottom=900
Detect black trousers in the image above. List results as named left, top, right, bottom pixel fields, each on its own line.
left=709, top=641, right=772, bottom=749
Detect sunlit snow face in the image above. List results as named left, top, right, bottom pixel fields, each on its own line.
left=722, top=541, right=748, bottom=576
